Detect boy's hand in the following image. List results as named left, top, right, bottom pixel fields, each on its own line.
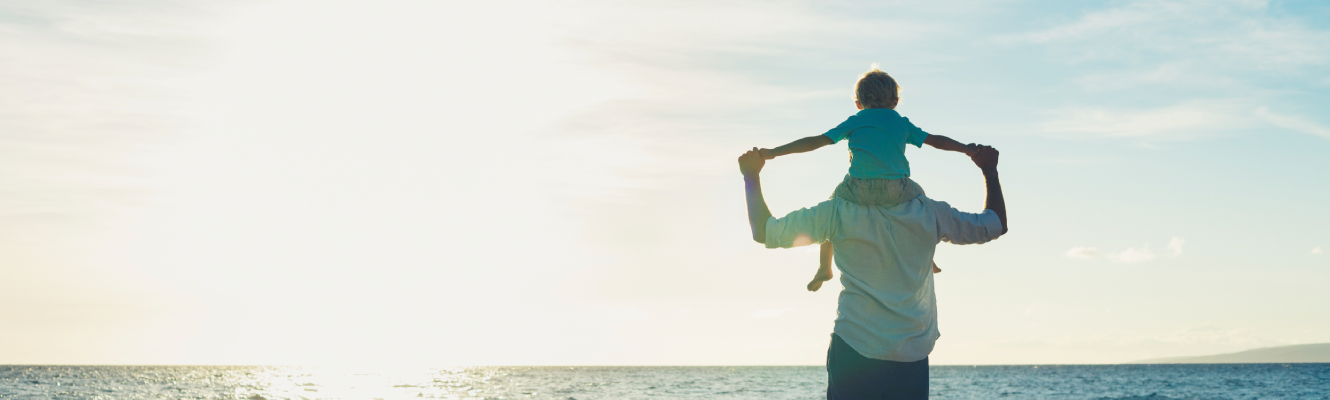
left=964, top=143, right=979, bottom=156
left=970, top=145, right=999, bottom=170
left=738, top=147, right=766, bottom=177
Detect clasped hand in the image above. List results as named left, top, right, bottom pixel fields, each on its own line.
left=738, top=147, right=766, bottom=177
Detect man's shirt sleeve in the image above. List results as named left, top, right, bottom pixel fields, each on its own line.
left=903, top=117, right=929, bottom=148
left=764, top=199, right=839, bottom=249
left=928, top=199, right=1003, bottom=245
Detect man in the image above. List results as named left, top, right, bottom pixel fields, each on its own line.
left=738, top=145, right=1007, bottom=399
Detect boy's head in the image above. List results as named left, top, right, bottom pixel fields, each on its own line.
left=854, top=65, right=900, bottom=110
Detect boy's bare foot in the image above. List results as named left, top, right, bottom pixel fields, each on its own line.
left=807, top=267, right=834, bottom=292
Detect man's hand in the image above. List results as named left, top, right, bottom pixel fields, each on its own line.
left=739, top=147, right=766, bottom=177
left=970, top=145, right=999, bottom=170
left=759, top=148, right=775, bottom=160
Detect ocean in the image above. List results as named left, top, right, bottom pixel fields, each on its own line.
left=2, top=364, right=1327, bottom=399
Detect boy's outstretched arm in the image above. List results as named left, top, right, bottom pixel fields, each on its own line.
left=762, top=135, right=833, bottom=159
left=924, top=134, right=977, bottom=155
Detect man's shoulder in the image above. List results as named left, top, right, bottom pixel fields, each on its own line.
left=776, top=198, right=843, bottom=220
left=913, top=195, right=948, bottom=209
left=912, top=195, right=966, bottom=218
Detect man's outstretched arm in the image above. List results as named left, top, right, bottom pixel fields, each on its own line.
left=971, top=145, right=1007, bottom=234
left=739, top=147, right=773, bottom=243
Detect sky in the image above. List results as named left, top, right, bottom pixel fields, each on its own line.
left=2, top=0, right=1328, bottom=366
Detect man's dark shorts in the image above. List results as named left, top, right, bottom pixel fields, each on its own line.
left=827, top=334, right=929, bottom=400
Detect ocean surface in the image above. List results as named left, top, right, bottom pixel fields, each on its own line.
left=2, top=364, right=1327, bottom=399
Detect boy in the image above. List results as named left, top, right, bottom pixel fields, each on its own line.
left=760, top=66, right=977, bottom=291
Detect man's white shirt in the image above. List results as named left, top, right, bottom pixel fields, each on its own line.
left=764, top=196, right=1003, bottom=362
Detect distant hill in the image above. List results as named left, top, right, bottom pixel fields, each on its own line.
left=1130, top=343, right=1330, bottom=364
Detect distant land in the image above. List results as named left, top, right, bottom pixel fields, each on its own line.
left=1130, top=343, right=1330, bottom=364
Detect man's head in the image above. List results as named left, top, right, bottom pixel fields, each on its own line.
left=854, top=65, right=900, bottom=110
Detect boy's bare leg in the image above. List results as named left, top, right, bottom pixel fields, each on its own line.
left=808, top=241, right=835, bottom=292
left=933, top=261, right=941, bottom=274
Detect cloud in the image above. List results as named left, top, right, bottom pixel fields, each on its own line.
left=1065, top=246, right=1099, bottom=260
left=1167, top=237, right=1185, bottom=256
left=1041, top=102, right=1330, bottom=142
left=0, top=1, right=228, bottom=224
left=1004, top=0, right=1330, bottom=145
left=1068, top=238, right=1182, bottom=262
left=1314, top=247, right=1323, bottom=255
left=1255, top=107, right=1330, bottom=139
left=1002, top=0, right=1330, bottom=70
left=1040, top=100, right=1255, bottom=139
left=1109, top=246, right=1155, bottom=263
left=1068, top=61, right=1241, bottom=92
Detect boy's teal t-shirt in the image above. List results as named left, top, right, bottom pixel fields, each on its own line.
left=822, top=108, right=930, bottom=180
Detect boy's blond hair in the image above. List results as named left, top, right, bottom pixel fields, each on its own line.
left=854, top=64, right=900, bottom=109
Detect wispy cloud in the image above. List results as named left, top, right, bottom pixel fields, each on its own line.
left=1167, top=237, right=1185, bottom=256
left=0, top=2, right=233, bottom=222
left=1255, top=107, right=1330, bottom=139
left=1009, top=0, right=1330, bottom=148
left=1314, top=247, right=1323, bottom=255
left=1041, top=101, right=1330, bottom=141
left=1040, top=100, right=1254, bottom=139
left=1068, top=237, right=1185, bottom=262
left=1065, top=246, right=1099, bottom=260
left=1109, top=246, right=1156, bottom=263
left=1068, top=61, right=1240, bottom=92
left=1003, top=0, right=1330, bottom=70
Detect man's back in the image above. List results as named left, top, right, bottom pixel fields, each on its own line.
left=764, top=196, right=1003, bottom=362
left=740, top=144, right=1006, bottom=398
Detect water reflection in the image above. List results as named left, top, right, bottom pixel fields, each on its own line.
left=0, top=365, right=828, bottom=399
left=238, top=366, right=513, bottom=399
left=5, top=364, right=1329, bottom=399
